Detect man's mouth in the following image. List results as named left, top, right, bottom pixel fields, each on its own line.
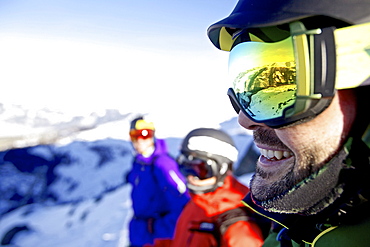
left=258, top=148, right=293, bottom=161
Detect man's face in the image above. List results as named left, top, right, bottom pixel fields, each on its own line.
left=238, top=89, right=357, bottom=201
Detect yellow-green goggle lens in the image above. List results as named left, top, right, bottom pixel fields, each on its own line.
left=228, top=38, right=297, bottom=122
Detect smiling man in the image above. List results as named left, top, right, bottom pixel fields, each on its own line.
left=207, top=0, right=370, bottom=246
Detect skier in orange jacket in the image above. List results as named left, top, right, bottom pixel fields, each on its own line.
left=150, top=128, right=266, bottom=247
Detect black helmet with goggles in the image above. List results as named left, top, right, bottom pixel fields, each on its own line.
left=208, top=0, right=370, bottom=128
left=177, top=128, right=238, bottom=194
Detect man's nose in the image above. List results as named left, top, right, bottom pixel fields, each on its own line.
left=238, top=111, right=268, bottom=130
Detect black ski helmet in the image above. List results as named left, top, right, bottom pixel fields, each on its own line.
left=178, top=128, right=238, bottom=193
left=207, top=0, right=370, bottom=129
left=208, top=0, right=370, bottom=51
left=129, top=116, right=155, bottom=132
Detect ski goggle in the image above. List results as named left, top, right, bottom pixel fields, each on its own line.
left=177, top=154, right=216, bottom=180
left=224, top=21, right=370, bottom=127
left=129, top=129, right=154, bottom=141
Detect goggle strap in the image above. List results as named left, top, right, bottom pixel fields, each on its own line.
left=335, top=22, right=370, bottom=89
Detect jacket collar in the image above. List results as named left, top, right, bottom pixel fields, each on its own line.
left=242, top=134, right=370, bottom=245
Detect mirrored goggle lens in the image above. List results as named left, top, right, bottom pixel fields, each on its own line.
left=178, top=155, right=214, bottom=180
left=228, top=37, right=297, bottom=122
left=129, top=129, right=154, bottom=140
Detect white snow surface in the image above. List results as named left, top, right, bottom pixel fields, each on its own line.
left=0, top=111, right=256, bottom=247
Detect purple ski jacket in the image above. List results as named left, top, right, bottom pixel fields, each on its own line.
left=127, top=139, right=190, bottom=246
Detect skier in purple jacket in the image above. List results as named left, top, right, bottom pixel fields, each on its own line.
left=127, top=116, right=190, bottom=247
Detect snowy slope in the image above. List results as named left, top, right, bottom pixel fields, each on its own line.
left=0, top=115, right=256, bottom=247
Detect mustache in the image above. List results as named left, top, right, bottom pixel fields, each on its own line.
left=253, top=128, right=289, bottom=150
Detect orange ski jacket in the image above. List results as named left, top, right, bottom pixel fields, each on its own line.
left=157, top=175, right=264, bottom=247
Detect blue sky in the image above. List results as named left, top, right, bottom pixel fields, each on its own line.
left=0, top=1, right=239, bottom=136
left=0, top=1, right=234, bottom=48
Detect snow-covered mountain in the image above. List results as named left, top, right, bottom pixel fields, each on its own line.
left=0, top=106, right=257, bottom=247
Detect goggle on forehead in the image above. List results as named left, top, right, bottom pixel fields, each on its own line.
left=223, top=21, right=370, bottom=128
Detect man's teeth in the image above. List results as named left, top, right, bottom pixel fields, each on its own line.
left=259, top=148, right=293, bottom=160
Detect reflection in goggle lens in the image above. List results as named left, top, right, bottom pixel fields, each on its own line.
left=178, top=155, right=214, bottom=180
left=129, top=129, right=154, bottom=140
left=229, top=38, right=297, bottom=122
